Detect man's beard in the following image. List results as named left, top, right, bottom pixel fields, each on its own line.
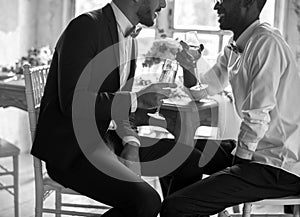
left=220, top=12, right=241, bottom=31
left=137, top=7, right=154, bottom=27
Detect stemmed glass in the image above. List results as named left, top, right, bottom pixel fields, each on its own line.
left=184, top=31, right=204, bottom=88
left=148, top=59, right=179, bottom=120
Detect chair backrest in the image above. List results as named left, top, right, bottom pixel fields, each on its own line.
left=23, top=64, right=49, bottom=140
left=23, top=63, right=50, bottom=190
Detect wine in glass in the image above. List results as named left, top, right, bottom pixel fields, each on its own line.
left=148, top=59, right=179, bottom=120
left=184, top=31, right=204, bottom=87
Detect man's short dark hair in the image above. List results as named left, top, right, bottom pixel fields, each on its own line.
left=257, top=0, right=267, bottom=12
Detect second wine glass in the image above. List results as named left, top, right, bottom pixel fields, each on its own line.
left=148, top=59, right=179, bottom=120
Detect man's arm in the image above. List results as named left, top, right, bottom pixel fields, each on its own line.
left=234, top=35, right=282, bottom=161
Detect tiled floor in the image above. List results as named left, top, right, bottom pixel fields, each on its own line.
left=0, top=153, right=285, bottom=217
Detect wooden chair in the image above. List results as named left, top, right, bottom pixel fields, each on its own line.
left=0, top=138, right=20, bottom=217
left=241, top=197, right=300, bottom=217
left=23, top=64, right=110, bottom=217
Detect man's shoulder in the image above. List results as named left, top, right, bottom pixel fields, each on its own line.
left=252, top=23, right=282, bottom=40
left=246, top=22, right=287, bottom=50
left=69, top=4, right=113, bottom=27
left=84, top=7, right=105, bottom=21
left=72, top=8, right=105, bottom=26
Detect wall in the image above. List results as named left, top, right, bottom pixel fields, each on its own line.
left=0, top=0, right=22, bottom=65
left=0, top=0, right=72, bottom=66
left=291, top=0, right=300, bottom=69
left=284, top=0, right=300, bottom=70
left=0, top=0, right=73, bottom=152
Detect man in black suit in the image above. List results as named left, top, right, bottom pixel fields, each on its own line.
left=31, top=0, right=182, bottom=216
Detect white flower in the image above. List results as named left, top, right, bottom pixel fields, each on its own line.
left=143, top=38, right=182, bottom=67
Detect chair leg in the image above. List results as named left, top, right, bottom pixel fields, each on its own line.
left=55, top=190, right=62, bottom=217
left=218, top=210, right=230, bottom=217
left=242, top=203, right=252, bottom=217
left=35, top=183, right=43, bottom=217
left=233, top=205, right=240, bottom=213
left=13, top=156, right=19, bottom=217
left=293, top=205, right=300, bottom=217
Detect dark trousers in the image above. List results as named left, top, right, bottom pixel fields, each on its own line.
left=46, top=136, right=209, bottom=217
left=160, top=139, right=300, bottom=217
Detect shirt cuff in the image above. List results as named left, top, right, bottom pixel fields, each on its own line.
left=235, top=146, right=254, bottom=160
left=123, top=136, right=141, bottom=147
left=130, top=92, right=137, bottom=113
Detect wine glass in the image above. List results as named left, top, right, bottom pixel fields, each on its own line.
left=184, top=31, right=204, bottom=87
left=148, top=59, right=179, bottom=120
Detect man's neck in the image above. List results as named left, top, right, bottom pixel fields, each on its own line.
left=113, top=0, right=139, bottom=26
left=233, top=17, right=258, bottom=41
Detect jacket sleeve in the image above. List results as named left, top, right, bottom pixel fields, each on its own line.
left=56, top=14, right=131, bottom=122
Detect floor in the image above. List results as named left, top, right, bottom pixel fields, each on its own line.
left=0, top=152, right=288, bottom=217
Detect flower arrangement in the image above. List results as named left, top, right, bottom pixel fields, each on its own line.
left=0, top=46, right=53, bottom=74
left=142, top=37, right=181, bottom=68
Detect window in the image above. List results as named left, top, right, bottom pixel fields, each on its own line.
left=75, top=0, right=110, bottom=16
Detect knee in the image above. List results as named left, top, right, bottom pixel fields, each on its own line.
left=125, top=188, right=161, bottom=217
left=161, top=196, right=184, bottom=217
left=139, top=190, right=161, bottom=217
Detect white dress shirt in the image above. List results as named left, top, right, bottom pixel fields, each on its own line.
left=111, top=2, right=140, bottom=146
left=201, top=20, right=300, bottom=178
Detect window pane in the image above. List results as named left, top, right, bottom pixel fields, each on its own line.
left=173, top=32, right=219, bottom=58
left=260, top=0, right=275, bottom=25
left=174, top=0, right=218, bottom=30
left=75, top=0, right=110, bottom=16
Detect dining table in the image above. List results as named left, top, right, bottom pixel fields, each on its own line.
left=0, top=77, right=219, bottom=145
left=135, top=96, right=218, bottom=146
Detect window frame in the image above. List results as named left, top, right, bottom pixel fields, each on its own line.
left=165, top=0, right=284, bottom=53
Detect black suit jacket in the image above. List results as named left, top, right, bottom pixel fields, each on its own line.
left=32, top=4, right=137, bottom=170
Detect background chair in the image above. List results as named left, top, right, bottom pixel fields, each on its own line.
left=0, top=138, right=20, bottom=217
left=241, top=197, right=300, bottom=217
left=218, top=197, right=300, bottom=217
left=23, top=64, right=110, bottom=217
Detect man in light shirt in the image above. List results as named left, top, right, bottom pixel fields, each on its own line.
left=31, top=0, right=177, bottom=216
left=161, top=0, right=300, bottom=216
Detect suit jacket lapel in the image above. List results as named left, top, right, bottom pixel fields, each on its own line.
left=103, top=4, right=120, bottom=67
left=102, top=4, right=120, bottom=90
left=102, top=4, right=136, bottom=92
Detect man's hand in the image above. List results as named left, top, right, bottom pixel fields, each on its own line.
left=232, top=155, right=251, bottom=165
left=176, top=41, right=204, bottom=71
left=136, top=83, right=177, bottom=110
left=119, top=142, right=141, bottom=176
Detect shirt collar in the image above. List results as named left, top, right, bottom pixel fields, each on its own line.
left=229, top=20, right=260, bottom=53
left=111, top=2, right=134, bottom=38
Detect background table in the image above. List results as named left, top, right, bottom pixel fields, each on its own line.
left=0, top=79, right=26, bottom=111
